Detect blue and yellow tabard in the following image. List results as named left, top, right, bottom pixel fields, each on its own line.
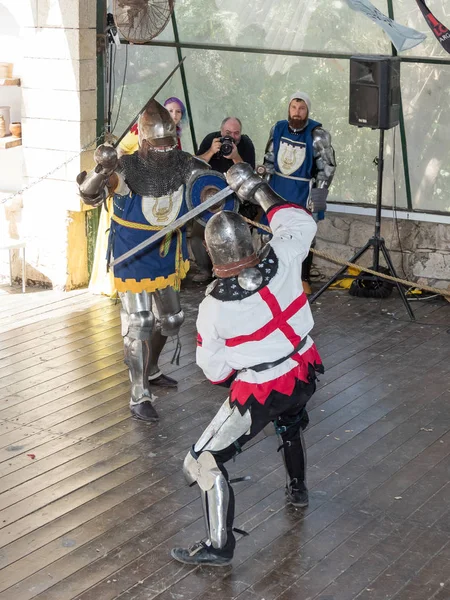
left=110, top=181, right=190, bottom=293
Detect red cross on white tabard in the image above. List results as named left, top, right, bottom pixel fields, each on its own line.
left=225, top=287, right=307, bottom=349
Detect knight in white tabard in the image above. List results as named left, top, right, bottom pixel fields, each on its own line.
left=171, top=163, right=324, bottom=567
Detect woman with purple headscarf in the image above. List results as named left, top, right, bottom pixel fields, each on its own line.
left=164, top=96, right=186, bottom=149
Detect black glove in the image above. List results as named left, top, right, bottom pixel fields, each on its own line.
left=310, top=187, right=328, bottom=213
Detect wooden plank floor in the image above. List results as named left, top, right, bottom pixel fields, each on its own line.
left=0, top=280, right=449, bottom=600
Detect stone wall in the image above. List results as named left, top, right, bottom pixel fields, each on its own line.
left=315, top=213, right=450, bottom=290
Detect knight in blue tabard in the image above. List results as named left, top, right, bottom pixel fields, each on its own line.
left=263, top=92, right=336, bottom=294
left=77, top=100, right=209, bottom=422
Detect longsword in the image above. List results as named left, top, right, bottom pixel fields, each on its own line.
left=111, top=185, right=234, bottom=268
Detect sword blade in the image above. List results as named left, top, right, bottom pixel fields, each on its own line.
left=111, top=185, right=233, bottom=268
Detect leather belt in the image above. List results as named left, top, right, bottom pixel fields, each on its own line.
left=243, top=336, right=309, bottom=373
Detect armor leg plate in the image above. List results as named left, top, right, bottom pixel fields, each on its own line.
left=193, top=397, right=252, bottom=454
left=184, top=450, right=232, bottom=550
left=182, top=398, right=251, bottom=550
left=120, top=291, right=158, bottom=421
left=149, top=287, right=184, bottom=380
left=152, top=286, right=184, bottom=337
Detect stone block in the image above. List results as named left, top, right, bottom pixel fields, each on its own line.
left=23, top=177, right=83, bottom=213
left=37, top=0, right=96, bottom=30
left=416, top=222, right=450, bottom=252
left=4, top=0, right=38, bottom=28
left=22, top=117, right=96, bottom=153
left=22, top=148, right=94, bottom=181
left=379, top=218, right=420, bottom=252
left=435, top=224, right=450, bottom=251
left=19, top=183, right=89, bottom=289
left=316, top=215, right=350, bottom=245
left=79, top=0, right=97, bottom=29
left=22, top=89, right=96, bottom=121
left=348, top=218, right=374, bottom=248
left=313, top=239, right=358, bottom=277
left=21, top=57, right=96, bottom=92
left=23, top=28, right=96, bottom=60
left=411, top=251, right=450, bottom=282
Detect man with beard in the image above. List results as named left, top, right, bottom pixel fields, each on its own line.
left=77, top=100, right=209, bottom=422
left=263, top=92, right=336, bottom=294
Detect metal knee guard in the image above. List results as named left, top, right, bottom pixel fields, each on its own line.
left=183, top=450, right=230, bottom=549
left=153, top=287, right=184, bottom=337
left=120, top=291, right=154, bottom=339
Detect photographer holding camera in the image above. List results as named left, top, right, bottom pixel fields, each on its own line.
left=197, top=117, right=255, bottom=172
left=191, top=117, right=256, bottom=283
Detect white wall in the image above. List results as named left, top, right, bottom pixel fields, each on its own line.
left=0, top=1, right=28, bottom=193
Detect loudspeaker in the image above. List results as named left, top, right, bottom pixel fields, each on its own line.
left=349, top=55, right=400, bottom=130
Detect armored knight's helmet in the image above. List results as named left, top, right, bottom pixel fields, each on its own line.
left=205, top=211, right=259, bottom=278
left=138, top=99, right=177, bottom=149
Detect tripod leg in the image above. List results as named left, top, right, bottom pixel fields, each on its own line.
left=379, top=242, right=415, bottom=321
left=309, top=241, right=372, bottom=303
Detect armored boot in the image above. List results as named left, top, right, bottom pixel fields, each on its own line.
left=286, top=479, right=309, bottom=508
left=171, top=540, right=232, bottom=567
left=124, top=336, right=159, bottom=422
left=172, top=446, right=237, bottom=566
left=148, top=329, right=178, bottom=388
left=149, top=287, right=184, bottom=388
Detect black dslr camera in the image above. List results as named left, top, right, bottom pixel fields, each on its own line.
left=219, top=135, right=234, bottom=157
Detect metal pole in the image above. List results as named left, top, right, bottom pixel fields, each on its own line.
left=113, top=58, right=186, bottom=148
left=171, top=10, right=198, bottom=153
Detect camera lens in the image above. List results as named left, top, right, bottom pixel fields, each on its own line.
left=220, top=136, right=233, bottom=156
left=221, top=143, right=232, bottom=156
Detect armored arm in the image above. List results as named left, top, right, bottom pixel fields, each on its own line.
left=76, top=144, right=119, bottom=207
left=196, top=299, right=235, bottom=385
left=226, top=163, right=316, bottom=251
left=312, top=127, right=335, bottom=189
left=225, top=162, right=284, bottom=213
left=262, top=125, right=276, bottom=177
left=309, top=127, right=336, bottom=212
left=190, top=156, right=211, bottom=174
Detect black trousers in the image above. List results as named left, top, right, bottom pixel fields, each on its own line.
left=190, top=220, right=212, bottom=273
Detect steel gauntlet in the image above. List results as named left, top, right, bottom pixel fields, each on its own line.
left=77, top=144, right=118, bottom=207
left=226, top=163, right=282, bottom=213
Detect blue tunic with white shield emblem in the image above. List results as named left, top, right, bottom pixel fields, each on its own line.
left=110, top=183, right=190, bottom=294
left=270, top=118, right=322, bottom=214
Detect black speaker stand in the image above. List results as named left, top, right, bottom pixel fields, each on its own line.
left=309, top=129, right=415, bottom=321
